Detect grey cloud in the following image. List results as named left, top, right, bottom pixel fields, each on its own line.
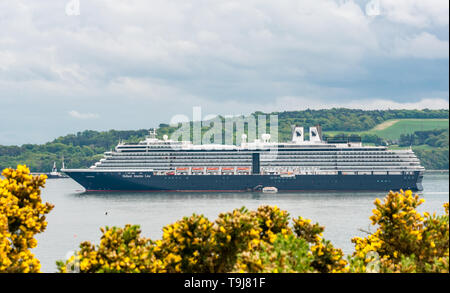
left=0, top=0, right=448, bottom=145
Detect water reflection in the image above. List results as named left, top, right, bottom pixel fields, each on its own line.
left=72, top=190, right=386, bottom=202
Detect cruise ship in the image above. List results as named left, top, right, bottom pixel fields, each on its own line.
left=62, top=126, right=424, bottom=192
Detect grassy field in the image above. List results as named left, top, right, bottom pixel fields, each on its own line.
left=323, top=119, right=449, bottom=140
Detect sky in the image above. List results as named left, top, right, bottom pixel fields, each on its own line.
left=0, top=0, right=448, bottom=145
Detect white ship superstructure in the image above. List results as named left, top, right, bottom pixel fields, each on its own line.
left=88, top=127, right=424, bottom=176
left=62, top=126, right=424, bottom=192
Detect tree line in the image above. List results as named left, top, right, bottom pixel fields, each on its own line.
left=0, top=109, right=448, bottom=171
left=399, top=129, right=449, bottom=148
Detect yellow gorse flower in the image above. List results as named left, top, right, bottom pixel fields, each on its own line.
left=0, top=165, right=53, bottom=273
left=352, top=190, right=449, bottom=273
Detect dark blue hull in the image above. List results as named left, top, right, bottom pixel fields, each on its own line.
left=64, top=171, right=423, bottom=192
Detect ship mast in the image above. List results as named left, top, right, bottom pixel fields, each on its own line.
left=148, top=128, right=157, bottom=139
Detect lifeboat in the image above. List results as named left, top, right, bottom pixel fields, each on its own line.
left=280, top=173, right=295, bottom=178
left=207, top=167, right=219, bottom=170
left=262, top=187, right=278, bottom=193
left=237, top=167, right=250, bottom=171
left=176, top=167, right=189, bottom=171
left=222, top=167, right=234, bottom=171
left=192, top=167, right=204, bottom=171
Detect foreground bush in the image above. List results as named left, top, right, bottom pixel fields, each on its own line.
left=57, top=190, right=448, bottom=273
left=0, top=165, right=54, bottom=273
left=55, top=206, right=346, bottom=273
left=352, top=190, right=449, bottom=273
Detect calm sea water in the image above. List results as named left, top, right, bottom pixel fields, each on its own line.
left=34, top=172, right=449, bottom=273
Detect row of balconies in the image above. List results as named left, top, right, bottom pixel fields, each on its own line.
left=96, top=162, right=421, bottom=168
left=110, top=150, right=412, bottom=156
left=104, top=154, right=419, bottom=161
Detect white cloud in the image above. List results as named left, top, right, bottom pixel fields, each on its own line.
left=0, top=0, right=446, bottom=91
left=337, top=98, right=449, bottom=110
left=68, top=110, right=99, bottom=119
left=265, top=96, right=449, bottom=112
left=379, top=0, right=449, bottom=28
left=0, top=50, right=16, bottom=70
left=391, top=32, right=449, bottom=59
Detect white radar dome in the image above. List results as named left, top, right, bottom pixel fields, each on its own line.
left=261, top=133, right=271, bottom=142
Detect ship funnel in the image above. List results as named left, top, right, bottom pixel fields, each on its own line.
left=291, top=126, right=304, bottom=144
left=309, top=125, right=322, bottom=142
